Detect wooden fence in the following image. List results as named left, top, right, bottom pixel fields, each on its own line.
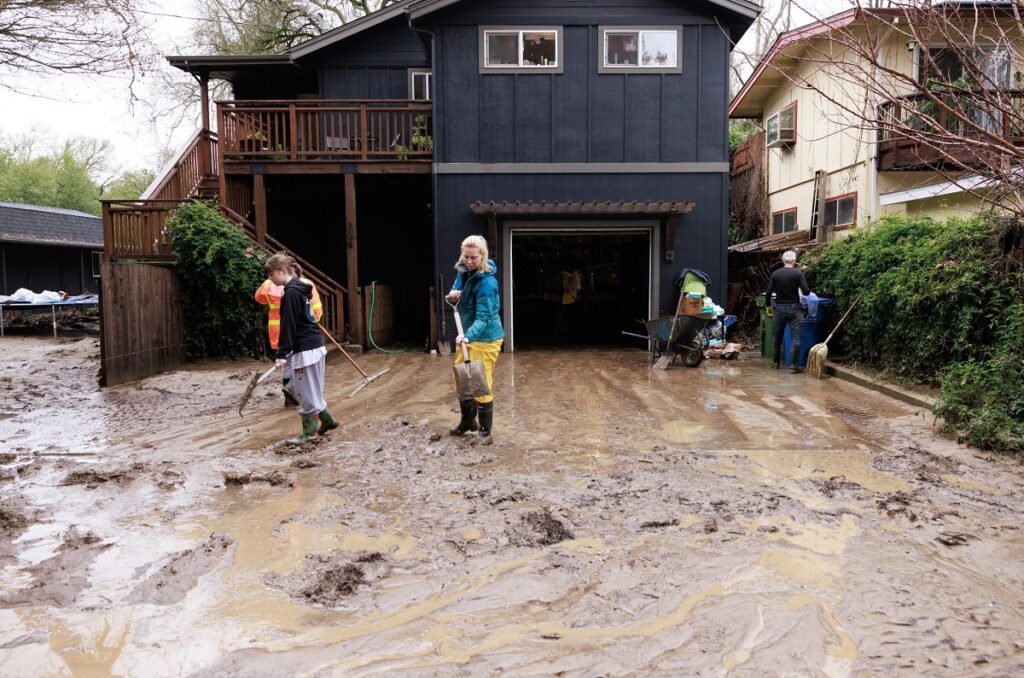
left=99, top=262, right=185, bottom=386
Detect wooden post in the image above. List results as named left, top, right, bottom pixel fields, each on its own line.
left=665, top=213, right=678, bottom=263
left=199, top=73, right=212, bottom=177
left=360, top=104, right=368, bottom=162
left=344, top=172, right=363, bottom=345
left=253, top=174, right=268, bottom=246
left=288, top=103, right=298, bottom=160
left=487, top=214, right=498, bottom=258
left=216, top=102, right=227, bottom=206
left=428, top=286, right=438, bottom=348
left=101, top=202, right=114, bottom=262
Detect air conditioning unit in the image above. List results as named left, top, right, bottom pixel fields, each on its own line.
left=766, top=104, right=797, bottom=148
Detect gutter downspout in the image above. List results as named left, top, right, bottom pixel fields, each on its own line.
left=868, top=21, right=896, bottom=223
left=408, top=12, right=446, bottom=342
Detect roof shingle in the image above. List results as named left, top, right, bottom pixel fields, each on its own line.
left=0, top=202, right=102, bottom=248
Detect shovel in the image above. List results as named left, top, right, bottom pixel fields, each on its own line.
left=238, top=364, right=279, bottom=416
left=806, top=294, right=862, bottom=379
left=447, top=298, right=490, bottom=399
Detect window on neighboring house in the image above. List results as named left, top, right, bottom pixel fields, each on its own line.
left=481, top=27, right=562, bottom=73
left=824, top=194, right=857, bottom=230
left=599, top=27, right=682, bottom=73
left=766, top=102, right=797, bottom=148
left=409, top=70, right=432, bottom=100
left=917, top=46, right=1010, bottom=88
left=91, top=251, right=102, bottom=278
left=772, top=208, right=797, bottom=234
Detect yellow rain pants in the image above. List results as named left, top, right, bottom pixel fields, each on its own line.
left=453, top=339, right=503, bottom=404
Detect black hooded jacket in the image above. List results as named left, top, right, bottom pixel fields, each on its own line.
left=275, top=277, right=325, bottom=359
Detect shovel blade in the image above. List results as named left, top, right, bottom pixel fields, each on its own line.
left=238, top=372, right=262, bottom=416
left=453, top=360, right=490, bottom=399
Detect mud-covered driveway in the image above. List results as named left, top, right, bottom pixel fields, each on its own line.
left=1, top=336, right=1023, bottom=676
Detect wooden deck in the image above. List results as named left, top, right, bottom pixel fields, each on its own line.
left=217, top=99, right=433, bottom=169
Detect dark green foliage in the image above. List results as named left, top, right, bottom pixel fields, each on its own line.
left=934, top=304, right=1024, bottom=454
left=168, top=202, right=268, bottom=360
left=804, top=215, right=1023, bottom=453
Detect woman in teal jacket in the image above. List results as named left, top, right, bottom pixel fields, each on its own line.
left=447, top=235, right=504, bottom=445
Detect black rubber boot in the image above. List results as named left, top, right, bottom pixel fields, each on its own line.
left=283, top=389, right=300, bottom=408
left=789, top=346, right=802, bottom=373
left=772, top=339, right=782, bottom=369
left=449, top=399, right=479, bottom=436
left=318, top=408, right=340, bottom=435
left=477, top=401, right=493, bottom=446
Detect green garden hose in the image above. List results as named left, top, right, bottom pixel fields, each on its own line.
left=368, top=281, right=406, bottom=354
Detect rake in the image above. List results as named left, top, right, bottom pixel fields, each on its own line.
left=320, top=327, right=391, bottom=398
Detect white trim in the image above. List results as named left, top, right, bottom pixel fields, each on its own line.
left=408, top=68, right=432, bottom=100
left=879, top=175, right=989, bottom=205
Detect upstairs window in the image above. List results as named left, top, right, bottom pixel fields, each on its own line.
left=772, top=208, right=797, bottom=234
left=599, top=27, right=682, bottom=73
left=766, top=102, right=797, bottom=148
left=824, top=194, right=857, bottom=230
left=409, top=70, right=432, bottom=100
left=917, top=46, right=1010, bottom=88
left=481, top=27, right=562, bottom=73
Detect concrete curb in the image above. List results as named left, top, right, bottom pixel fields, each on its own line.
left=823, top=361, right=937, bottom=411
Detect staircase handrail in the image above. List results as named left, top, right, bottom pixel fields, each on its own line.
left=141, top=128, right=219, bottom=201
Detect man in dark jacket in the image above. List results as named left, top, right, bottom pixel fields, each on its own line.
left=765, top=250, right=811, bottom=374
left=267, top=253, right=339, bottom=443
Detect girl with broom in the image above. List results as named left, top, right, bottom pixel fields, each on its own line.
left=447, top=236, right=504, bottom=445
left=268, top=253, right=340, bottom=444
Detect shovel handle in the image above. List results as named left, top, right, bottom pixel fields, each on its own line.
left=320, top=325, right=371, bottom=379
left=451, top=307, right=471, bottom=363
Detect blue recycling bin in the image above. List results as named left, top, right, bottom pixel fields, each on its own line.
left=783, top=297, right=833, bottom=366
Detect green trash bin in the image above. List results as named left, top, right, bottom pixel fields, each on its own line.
left=755, top=296, right=773, bottom=358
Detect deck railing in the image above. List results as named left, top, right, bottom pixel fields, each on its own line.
left=217, top=99, right=433, bottom=163
left=878, top=90, right=1024, bottom=143
left=101, top=199, right=184, bottom=262
left=142, top=129, right=219, bottom=201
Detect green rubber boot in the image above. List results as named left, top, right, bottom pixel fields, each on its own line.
left=287, top=413, right=321, bottom=445
left=318, top=408, right=340, bottom=435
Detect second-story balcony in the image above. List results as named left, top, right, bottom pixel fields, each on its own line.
left=217, top=99, right=433, bottom=169
left=877, top=90, right=1024, bottom=171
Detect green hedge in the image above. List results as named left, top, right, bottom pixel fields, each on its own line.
left=804, top=215, right=1023, bottom=453
left=168, top=201, right=269, bottom=360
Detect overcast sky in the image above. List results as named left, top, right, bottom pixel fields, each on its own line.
left=0, top=0, right=841, bottom=175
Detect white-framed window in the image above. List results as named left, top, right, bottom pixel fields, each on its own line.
left=598, top=26, right=682, bottom=73
left=772, top=208, right=797, bottom=234
left=824, top=194, right=857, bottom=229
left=91, top=251, right=102, bottom=278
left=480, top=27, right=563, bottom=73
left=409, top=69, right=432, bottom=100
left=766, top=101, right=797, bottom=148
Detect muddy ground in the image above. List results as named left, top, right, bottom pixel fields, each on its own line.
left=1, top=336, right=1023, bottom=676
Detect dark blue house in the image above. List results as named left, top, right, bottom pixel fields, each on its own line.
left=165, top=0, right=759, bottom=349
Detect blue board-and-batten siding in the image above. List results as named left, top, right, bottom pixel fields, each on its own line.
left=317, top=16, right=429, bottom=99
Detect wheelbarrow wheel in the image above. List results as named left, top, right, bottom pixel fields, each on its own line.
left=682, top=340, right=704, bottom=367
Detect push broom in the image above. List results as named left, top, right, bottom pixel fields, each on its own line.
left=806, top=295, right=862, bottom=379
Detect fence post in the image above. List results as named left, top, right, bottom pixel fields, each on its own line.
left=289, top=103, right=298, bottom=160
left=360, top=104, right=368, bottom=162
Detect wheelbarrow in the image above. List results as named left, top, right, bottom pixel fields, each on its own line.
left=622, top=313, right=718, bottom=368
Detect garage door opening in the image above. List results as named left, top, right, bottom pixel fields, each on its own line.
left=508, top=229, right=653, bottom=348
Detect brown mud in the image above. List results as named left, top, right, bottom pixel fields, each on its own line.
left=1, top=337, right=1024, bottom=675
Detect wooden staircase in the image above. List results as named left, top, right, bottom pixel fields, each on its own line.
left=103, top=127, right=349, bottom=342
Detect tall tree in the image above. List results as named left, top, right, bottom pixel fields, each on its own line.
left=0, top=0, right=150, bottom=89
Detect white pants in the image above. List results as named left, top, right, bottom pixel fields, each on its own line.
left=291, top=355, right=326, bottom=415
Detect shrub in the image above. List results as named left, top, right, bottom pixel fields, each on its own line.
left=804, top=215, right=1021, bottom=382
left=804, top=214, right=1023, bottom=453
left=167, top=201, right=269, bottom=360
left=934, top=303, right=1024, bottom=454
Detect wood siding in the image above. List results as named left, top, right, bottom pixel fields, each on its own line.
left=426, top=0, right=730, bottom=164
left=318, top=16, right=430, bottom=100
left=433, top=172, right=729, bottom=314
left=99, top=262, right=185, bottom=387
left=1, top=243, right=100, bottom=296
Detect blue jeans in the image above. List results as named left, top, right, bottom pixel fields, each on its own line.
left=772, top=303, right=801, bottom=366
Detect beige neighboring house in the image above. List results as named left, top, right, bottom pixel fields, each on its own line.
left=729, top=6, right=1024, bottom=238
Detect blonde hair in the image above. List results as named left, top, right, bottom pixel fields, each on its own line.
left=457, top=235, right=492, bottom=273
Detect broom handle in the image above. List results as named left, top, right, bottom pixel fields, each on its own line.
left=451, top=308, right=471, bottom=363
left=320, top=325, right=371, bottom=379
left=821, top=295, right=863, bottom=346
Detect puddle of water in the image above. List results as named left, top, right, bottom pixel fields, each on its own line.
left=746, top=514, right=862, bottom=557
left=939, top=474, right=1006, bottom=496
left=725, top=449, right=912, bottom=494
left=758, top=548, right=843, bottom=588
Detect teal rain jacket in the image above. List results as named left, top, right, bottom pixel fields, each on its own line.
left=451, top=259, right=505, bottom=344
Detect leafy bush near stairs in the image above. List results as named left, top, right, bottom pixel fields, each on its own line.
left=168, top=201, right=269, bottom=360
left=804, top=215, right=1023, bottom=453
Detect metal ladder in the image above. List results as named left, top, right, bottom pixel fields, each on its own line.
left=809, top=169, right=827, bottom=242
